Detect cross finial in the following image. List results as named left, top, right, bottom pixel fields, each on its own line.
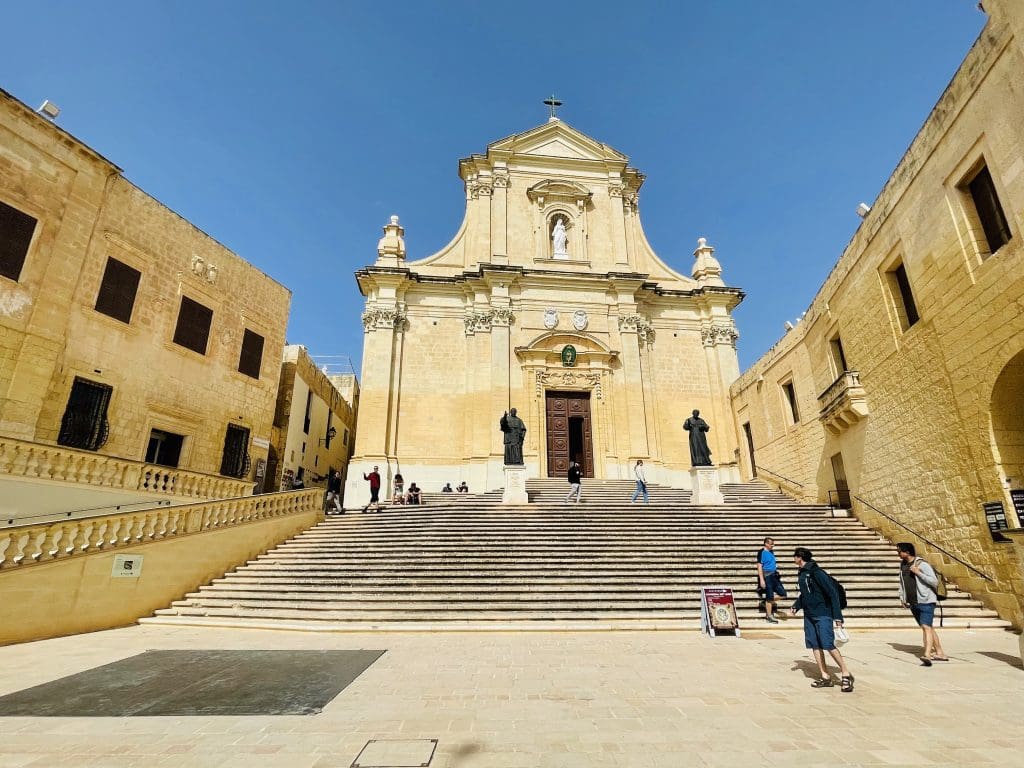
left=543, top=94, right=563, bottom=119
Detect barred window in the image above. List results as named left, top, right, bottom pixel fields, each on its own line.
left=0, top=200, right=37, bottom=282
left=220, top=423, right=251, bottom=478
left=173, top=296, right=213, bottom=355
left=95, top=257, right=141, bottom=324
left=57, top=378, right=112, bottom=451
left=237, top=329, right=264, bottom=379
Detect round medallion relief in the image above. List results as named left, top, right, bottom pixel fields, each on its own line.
left=572, top=310, right=588, bottom=331
left=543, top=308, right=559, bottom=330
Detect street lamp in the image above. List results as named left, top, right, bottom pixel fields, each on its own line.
left=318, top=426, right=337, bottom=447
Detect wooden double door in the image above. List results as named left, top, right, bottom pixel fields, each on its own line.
left=545, top=391, right=594, bottom=478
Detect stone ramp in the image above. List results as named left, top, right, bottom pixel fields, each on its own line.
left=142, top=479, right=1009, bottom=631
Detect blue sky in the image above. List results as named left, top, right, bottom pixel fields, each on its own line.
left=1, top=1, right=986, bottom=372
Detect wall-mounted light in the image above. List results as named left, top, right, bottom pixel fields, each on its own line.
left=318, top=426, right=337, bottom=447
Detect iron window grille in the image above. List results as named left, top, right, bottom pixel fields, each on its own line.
left=57, top=378, right=112, bottom=451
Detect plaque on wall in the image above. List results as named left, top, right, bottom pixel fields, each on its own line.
left=1009, top=490, right=1024, bottom=527
left=561, top=345, right=577, bottom=367
left=982, top=501, right=1010, bottom=542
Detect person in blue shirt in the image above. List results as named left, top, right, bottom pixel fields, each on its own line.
left=757, top=537, right=786, bottom=624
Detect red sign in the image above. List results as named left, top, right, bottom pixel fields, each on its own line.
left=701, top=586, right=738, bottom=633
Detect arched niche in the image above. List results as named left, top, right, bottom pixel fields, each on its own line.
left=990, top=348, right=1024, bottom=520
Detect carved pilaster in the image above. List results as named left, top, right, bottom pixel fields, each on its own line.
left=701, top=322, right=738, bottom=348
left=361, top=307, right=407, bottom=333
left=618, top=314, right=654, bottom=344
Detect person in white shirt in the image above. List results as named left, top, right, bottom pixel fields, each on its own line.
left=631, top=460, right=649, bottom=504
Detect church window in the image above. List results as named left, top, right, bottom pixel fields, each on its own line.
left=0, top=200, right=37, bottom=282
left=173, top=296, right=213, bottom=355
left=237, top=329, right=265, bottom=379
left=829, top=335, right=849, bottom=379
left=58, top=377, right=112, bottom=451
left=885, top=261, right=919, bottom=332
left=94, top=257, right=141, bottom=324
left=961, top=162, right=1012, bottom=258
left=781, top=380, right=800, bottom=424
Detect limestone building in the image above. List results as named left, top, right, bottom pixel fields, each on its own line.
left=729, top=0, right=1024, bottom=625
left=0, top=87, right=290, bottom=493
left=347, top=119, right=743, bottom=502
left=266, top=344, right=358, bottom=495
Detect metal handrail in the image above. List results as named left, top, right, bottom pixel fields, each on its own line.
left=4, top=498, right=174, bottom=528
left=754, top=465, right=805, bottom=489
left=853, top=494, right=993, bottom=582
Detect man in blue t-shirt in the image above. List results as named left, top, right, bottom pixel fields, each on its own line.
left=757, top=537, right=787, bottom=624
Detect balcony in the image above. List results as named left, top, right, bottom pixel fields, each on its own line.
left=818, top=370, right=869, bottom=435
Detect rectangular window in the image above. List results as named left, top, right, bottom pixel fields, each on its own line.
left=0, top=200, right=37, bottom=282
left=887, top=261, right=920, bottom=331
left=829, top=336, right=849, bottom=375
left=58, top=378, right=112, bottom=451
left=303, top=391, right=313, bottom=434
left=146, top=429, right=184, bottom=468
left=965, top=164, right=1012, bottom=257
left=237, top=329, right=264, bottom=379
left=94, top=257, right=142, bottom=324
left=325, top=411, right=333, bottom=448
left=343, top=428, right=349, bottom=447
left=172, top=296, right=213, bottom=355
left=782, top=381, right=800, bottom=424
left=220, top=423, right=250, bottom=478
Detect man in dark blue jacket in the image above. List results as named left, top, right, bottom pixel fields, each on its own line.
left=789, top=547, right=854, bottom=692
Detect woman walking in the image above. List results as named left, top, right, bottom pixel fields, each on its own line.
left=631, top=460, right=649, bottom=504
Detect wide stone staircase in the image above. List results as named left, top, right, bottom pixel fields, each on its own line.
left=141, top=479, right=1010, bottom=631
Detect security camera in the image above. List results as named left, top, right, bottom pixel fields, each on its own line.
left=856, top=203, right=871, bottom=218
left=784, top=321, right=794, bottom=331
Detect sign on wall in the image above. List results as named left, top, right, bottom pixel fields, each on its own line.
left=1009, top=490, right=1024, bottom=528
left=982, top=501, right=1010, bottom=542
left=111, top=554, right=143, bottom=578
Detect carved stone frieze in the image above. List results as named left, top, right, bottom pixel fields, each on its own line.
left=701, top=323, right=739, bottom=348
left=491, top=308, right=514, bottom=327
left=492, top=170, right=510, bottom=188
left=466, top=178, right=493, bottom=199
left=361, top=307, right=407, bottom=333
left=535, top=369, right=603, bottom=399
left=618, top=314, right=654, bottom=344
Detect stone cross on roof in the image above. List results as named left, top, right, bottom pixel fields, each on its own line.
left=543, top=94, right=563, bottom=120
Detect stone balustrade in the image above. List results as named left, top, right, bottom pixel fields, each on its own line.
left=0, top=436, right=252, bottom=500
left=0, top=489, right=321, bottom=571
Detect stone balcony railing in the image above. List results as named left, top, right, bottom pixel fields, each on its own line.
left=0, top=436, right=252, bottom=501
left=817, top=370, right=869, bottom=435
left=0, top=489, right=321, bottom=571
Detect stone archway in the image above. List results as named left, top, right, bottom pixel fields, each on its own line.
left=990, top=348, right=1024, bottom=522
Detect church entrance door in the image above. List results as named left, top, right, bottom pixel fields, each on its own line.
left=545, top=391, right=593, bottom=478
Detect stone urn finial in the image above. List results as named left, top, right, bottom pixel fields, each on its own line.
left=376, top=214, right=406, bottom=264
left=692, top=236, right=724, bottom=287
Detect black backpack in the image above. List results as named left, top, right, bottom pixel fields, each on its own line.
left=810, top=566, right=848, bottom=610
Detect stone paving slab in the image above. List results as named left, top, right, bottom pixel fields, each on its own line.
left=0, top=625, right=1021, bottom=767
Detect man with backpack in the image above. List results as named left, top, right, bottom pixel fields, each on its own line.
left=789, top=547, right=854, bottom=692
left=897, top=542, right=949, bottom=665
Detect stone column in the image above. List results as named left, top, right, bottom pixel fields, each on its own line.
left=616, top=314, right=651, bottom=460
left=607, top=181, right=631, bottom=269
left=490, top=168, right=509, bottom=263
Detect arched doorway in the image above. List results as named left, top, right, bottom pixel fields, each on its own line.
left=990, top=348, right=1024, bottom=524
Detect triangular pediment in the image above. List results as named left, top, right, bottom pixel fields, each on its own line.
left=488, top=120, right=628, bottom=163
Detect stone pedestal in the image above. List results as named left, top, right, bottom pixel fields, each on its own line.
left=690, top=466, right=724, bottom=505
left=502, top=465, right=529, bottom=505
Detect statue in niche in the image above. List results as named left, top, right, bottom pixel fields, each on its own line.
left=683, top=409, right=713, bottom=466
left=499, top=408, right=527, bottom=465
left=551, top=216, right=568, bottom=259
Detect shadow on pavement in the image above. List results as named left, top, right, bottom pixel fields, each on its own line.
left=976, top=651, right=1023, bottom=670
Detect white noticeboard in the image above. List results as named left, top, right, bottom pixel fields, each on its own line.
left=111, top=554, right=144, bottom=578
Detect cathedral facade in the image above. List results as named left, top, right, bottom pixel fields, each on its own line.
left=346, top=119, right=743, bottom=502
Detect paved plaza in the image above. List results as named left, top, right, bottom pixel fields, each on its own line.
left=0, top=624, right=1021, bottom=767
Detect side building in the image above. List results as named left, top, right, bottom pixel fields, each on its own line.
left=729, top=1, right=1024, bottom=625
left=266, top=344, right=358, bottom=496
left=0, top=87, right=290, bottom=511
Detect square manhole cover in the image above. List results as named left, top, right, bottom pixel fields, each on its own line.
left=353, top=739, right=438, bottom=767
left=0, top=649, right=384, bottom=717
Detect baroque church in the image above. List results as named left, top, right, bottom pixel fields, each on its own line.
left=345, top=117, right=743, bottom=503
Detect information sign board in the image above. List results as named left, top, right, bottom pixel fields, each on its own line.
left=983, top=501, right=1010, bottom=542
left=700, top=586, right=740, bottom=637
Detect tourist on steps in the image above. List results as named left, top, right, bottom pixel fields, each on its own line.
left=631, top=460, right=649, bottom=504
left=565, top=461, right=582, bottom=504
left=362, top=466, right=381, bottom=512
left=897, top=542, right=949, bottom=666
left=757, top=537, right=786, bottom=623
left=325, top=469, right=343, bottom=515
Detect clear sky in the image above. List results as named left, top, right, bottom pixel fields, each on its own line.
left=1, top=1, right=986, bottom=373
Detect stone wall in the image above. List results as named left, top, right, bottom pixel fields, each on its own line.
left=0, top=89, right=290, bottom=487
left=729, top=5, right=1024, bottom=625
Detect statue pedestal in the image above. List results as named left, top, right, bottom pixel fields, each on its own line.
left=690, top=466, right=724, bottom=505
left=502, top=465, right=529, bottom=505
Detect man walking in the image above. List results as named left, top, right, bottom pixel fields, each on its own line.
left=631, top=460, right=649, bottom=504
left=565, top=460, right=582, bottom=504
left=897, top=542, right=948, bottom=665
left=789, top=547, right=854, bottom=692
left=325, top=469, right=343, bottom=515
left=757, top=537, right=786, bottom=624
left=362, top=465, right=381, bottom=512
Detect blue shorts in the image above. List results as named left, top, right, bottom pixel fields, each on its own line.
left=911, top=603, right=936, bottom=627
left=764, top=572, right=787, bottom=601
left=803, top=615, right=837, bottom=651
